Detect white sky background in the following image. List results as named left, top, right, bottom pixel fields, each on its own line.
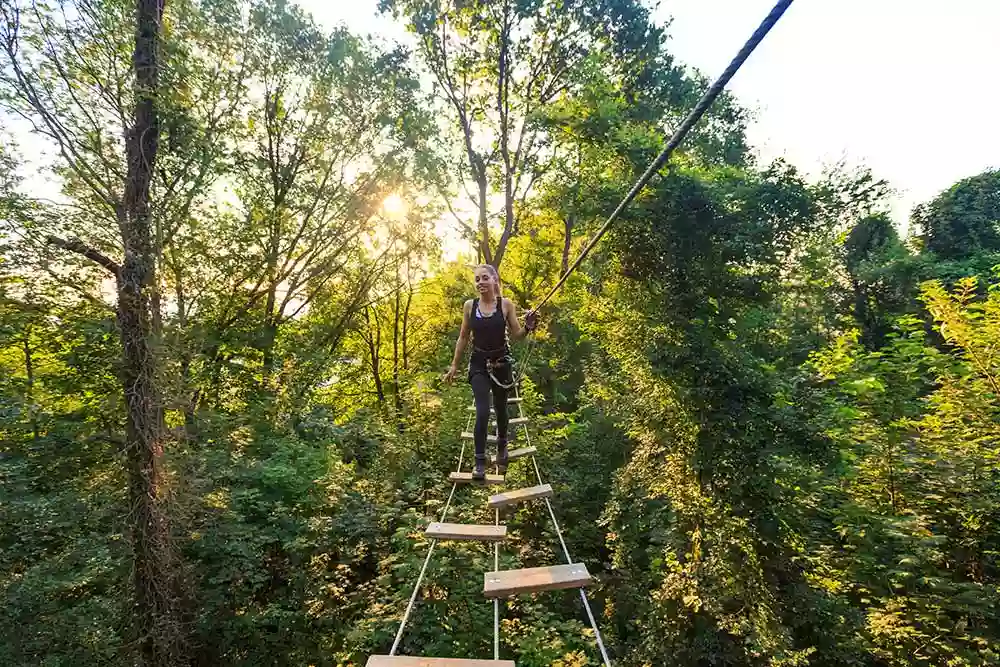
left=309, top=0, right=1000, bottom=234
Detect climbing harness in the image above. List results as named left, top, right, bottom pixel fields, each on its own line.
left=372, top=1, right=795, bottom=663
left=485, top=354, right=516, bottom=390
left=473, top=345, right=518, bottom=390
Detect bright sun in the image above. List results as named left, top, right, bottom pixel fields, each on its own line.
left=382, top=193, right=406, bottom=218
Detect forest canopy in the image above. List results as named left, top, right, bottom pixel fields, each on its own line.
left=0, top=1, right=998, bottom=666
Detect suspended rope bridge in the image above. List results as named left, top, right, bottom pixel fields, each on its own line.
left=367, top=1, right=794, bottom=663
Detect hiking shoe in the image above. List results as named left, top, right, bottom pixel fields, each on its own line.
left=495, top=440, right=509, bottom=475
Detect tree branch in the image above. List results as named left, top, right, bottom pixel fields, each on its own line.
left=47, top=235, right=121, bottom=276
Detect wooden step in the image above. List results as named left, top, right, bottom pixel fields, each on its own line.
left=484, top=562, right=591, bottom=598
left=461, top=431, right=498, bottom=443
left=488, top=483, right=552, bottom=508
left=467, top=397, right=523, bottom=411
left=463, top=412, right=528, bottom=428
left=367, top=656, right=515, bottom=666
left=489, top=446, right=536, bottom=464
left=470, top=397, right=523, bottom=408
left=449, top=472, right=505, bottom=485
left=425, top=522, right=506, bottom=542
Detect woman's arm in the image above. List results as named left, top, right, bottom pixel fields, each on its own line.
left=448, top=300, right=473, bottom=370
left=504, top=298, right=528, bottom=341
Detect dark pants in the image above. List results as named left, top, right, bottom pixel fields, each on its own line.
left=470, top=370, right=510, bottom=464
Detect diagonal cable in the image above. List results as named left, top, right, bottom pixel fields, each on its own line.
left=532, top=0, right=795, bottom=312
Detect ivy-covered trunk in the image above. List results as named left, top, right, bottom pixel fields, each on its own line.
left=119, top=0, right=184, bottom=663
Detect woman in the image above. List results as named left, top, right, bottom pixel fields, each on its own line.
left=444, top=264, right=537, bottom=479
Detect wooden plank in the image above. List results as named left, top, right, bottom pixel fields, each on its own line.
left=488, top=483, right=552, bottom=508
left=367, top=656, right=515, bottom=667
left=467, top=397, right=523, bottom=411
left=484, top=563, right=591, bottom=598
left=489, top=447, right=536, bottom=464
left=425, top=522, right=506, bottom=542
left=460, top=431, right=498, bottom=443
left=463, top=412, right=528, bottom=428
left=449, top=472, right=505, bottom=485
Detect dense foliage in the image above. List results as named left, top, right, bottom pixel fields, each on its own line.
left=1, top=0, right=998, bottom=665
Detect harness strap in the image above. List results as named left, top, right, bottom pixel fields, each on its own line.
left=473, top=346, right=507, bottom=355
left=486, top=356, right=518, bottom=390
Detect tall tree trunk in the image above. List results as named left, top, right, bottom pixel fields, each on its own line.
left=493, top=0, right=514, bottom=269
left=150, top=286, right=166, bottom=434
left=150, top=202, right=166, bottom=435
left=561, top=146, right=581, bottom=276
left=22, top=329, right=38, bottom=440
left=392, top=273, right=403, bottom=431
left=261, top=273, right=279, bottom=381
left=364, top=307, right=385, bottom=403
left=561, top=214, right=574, bottom=276
left=261, top=317, right=278, bottom=380
left=119, top=1, right=184, bottom=663
left=260, top=208, right=282, bottom=382
left=402, top=283, right=412, bottom=372
left=476, top=170, right=491, bottom=265
left=171, top=259, right=197, bottom=439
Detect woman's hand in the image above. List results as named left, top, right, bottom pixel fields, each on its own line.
left=525, top=309, right=539, bottom=333
left=443, top=364, right=458, bottom=384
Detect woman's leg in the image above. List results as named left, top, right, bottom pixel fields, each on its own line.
left=492, top=372, right=511, bottom=472
left=470, top=372, right=492, bottom=479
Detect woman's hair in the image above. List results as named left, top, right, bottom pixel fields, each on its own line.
left=475, top=263, right=503, bottom=301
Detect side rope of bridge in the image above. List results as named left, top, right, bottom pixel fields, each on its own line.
left=387, top=411, right=470, bottom=657
left=369, top=379, right=609, bottom=666
left=519, top=394, right=612, bottom=666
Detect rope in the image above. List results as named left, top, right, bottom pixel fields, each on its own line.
left=493, top=506, right=500, bottom=660
left=390, top=540, right=438, bottom=656
left=389, top=412, right=473, bottom=655
left=487, top=330, right=537, bottom=390
left=531, top=0, right=795, bottom=312
left=517, top=390, right=613, bottom=666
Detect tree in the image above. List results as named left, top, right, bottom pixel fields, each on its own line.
left=843, top=213, right=913, bottom=348
left=117, top=1, right=183, bottom=661
left=1, top=0, right=185, bottom=662
left=912, top=169, right=1000, bottom=261
left=383, top=0, right=674, bottom=269
left=799, top=279, right=1000, bottom=665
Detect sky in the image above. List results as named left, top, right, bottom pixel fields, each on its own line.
left=308, top=0, right=1000, bottom=232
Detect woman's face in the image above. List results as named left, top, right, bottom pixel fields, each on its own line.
left=473, top=268, right=495, bottom=295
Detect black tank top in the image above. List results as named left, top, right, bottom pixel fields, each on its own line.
left=470, top=297, right=508, bottom=357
